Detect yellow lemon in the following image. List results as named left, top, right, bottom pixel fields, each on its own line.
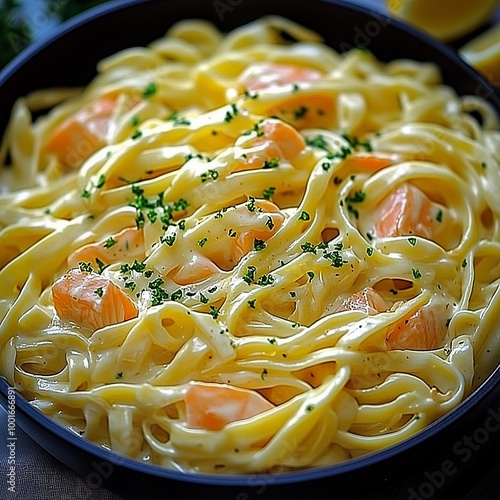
left=460, top=23, right=500, bottom=86
left=386, top=0, right=500, bottom=41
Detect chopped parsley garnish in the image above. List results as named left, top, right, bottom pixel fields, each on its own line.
left=345, top=190, right=366, bottom=204
left=257, top=274, right=274, bottom=286
left=209, top=306, right=220, bottom=319
left=412, top=268, right=422, bottom=279
left=366, top=247, right=374, bottom=256
left=198, top=237, right=208, bottom=247
left=246, top=197, right=257, bottom=212
left=298, top=211, right=310, bottom=221
left=307, top=271, right=315, bottom=282
left=161, top=234, right=176, bottom=246
left=124, top=281, right=136, bottom=291
left=408, top=237, right=417, bottom=246
left=201, top=169, right=219, bottom=183
left=199, top=293, right=209, bottom=304
left=263, top=157, right=280, bottom=169
left=261, top=368, right=268, bottom=380
left=167, top=111, right=191, bottom=126
left=116, top=372, right=123, bottom=379
left=81, top=174, right=106, bottom=198
left=462, top=259, right=467, bottom=268
left=129, top=184, right=189, bottom=230
left=262, top=187, right=276, bottom=200
left=224, top=103, right=239, bottom=122
left=103, top=237, right=117, bottom=249
left=228, top=228, right=237, bottom=238
left=131, top=115, right=140, bottom=127
left=268, top=337, right=277, bottom=345
left=265, top=216, right=275, bottom=230
left=95, top=174, right=106, bottom=189
left=301, top=241, right=317, bottom=254
left=436, top=209, right=443, bottom=223
left=243, top=266, right=257, bottom=284
left=94, top=287, right=104, bottom=297
left=247, top=299, right=256, bottom=309
left=171, top=289, right=183, bottom=301
left=254, top=239, right=266, bottom=251
left=293, top=105, right=308, bottom=120
left=131, top=129, right=142, bottom=140
left=341, top=133, right=372, bottom=152
left=142, top=82, right=158, bottom=98
left=244, top=90, right=259, bottom=99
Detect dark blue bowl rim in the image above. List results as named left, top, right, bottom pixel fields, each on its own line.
left=1, top=0, right=500, bottom=489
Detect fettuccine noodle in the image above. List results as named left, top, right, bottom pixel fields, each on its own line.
left=1, top=16, right=500, bottom=474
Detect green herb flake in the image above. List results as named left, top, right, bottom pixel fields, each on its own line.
left=103, top=237, right=117, bottom=249
left=161, top=234, right=176, bottom=246
left=254, top=239, right=266, bottom=251
left=301, top=242, right=317, bottom=254
left=246, top=197, right=256, bottom=212
left=299, top=211, right=310, bottom=221
left=243, top=266, right=256, bottom=284
left=198, top=237, right=208, bottom=247
left=142, top=82, right=158, bottom=98
left=263, top=157, right=280, bottom=169
left=94, top=287, right=104, bottom=297
left=247, top=299, right=256, bottom=309
left=412, top=268, right=422, bottom=279
left=408, top=237, right=417, bottom=246
left=95, top=174, right=106, bottom=189
left=345, top=191, right=366, bottom=204
left=257, top=274, right=274, bottom=286
left=201, top=169, right=219, bottom=183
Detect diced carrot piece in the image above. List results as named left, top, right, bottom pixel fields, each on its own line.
left=67, top=227, right=145, bottom=269
left=43, top=96, right=116, bottom=169
left=387, top=303, right=448, bottom=350
left=185, top=381, right=274, bottom=431
left=238, top=62, right=322, bottom=91
left=374, top=184, right=440, bottom=239
left=335, top=287, right=388, bottom=315
left=51, top=269, right=138, bottom=330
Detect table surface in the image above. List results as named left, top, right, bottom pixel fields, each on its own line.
left=2, top=1, right=500, bottom=499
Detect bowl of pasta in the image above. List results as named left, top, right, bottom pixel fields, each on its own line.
left=1, top=0, right=500, bottom=498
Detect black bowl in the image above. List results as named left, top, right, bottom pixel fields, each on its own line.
left=1, top=1, right=500, bottom=499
